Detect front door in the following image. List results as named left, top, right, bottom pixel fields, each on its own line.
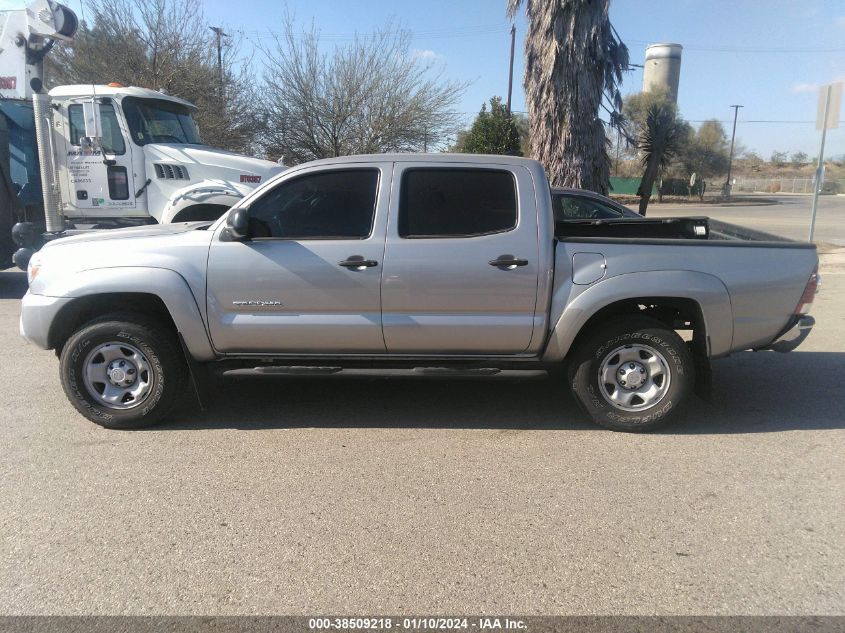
left=59, top=98, right=137, bottom=217
left=206, top=164, right=390, bottom=354
left=380, top=163, right=540, bottom=354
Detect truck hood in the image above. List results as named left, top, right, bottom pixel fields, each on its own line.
left=144, top=144, right=285, bottom=180
left=41, top=222, right=211, bottom=248
left=30, top=222, right=217, bottom=297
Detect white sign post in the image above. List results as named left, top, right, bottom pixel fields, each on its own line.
left=808, top=82, right=843, bottom=242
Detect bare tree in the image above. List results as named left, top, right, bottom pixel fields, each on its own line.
left=47, top=0, right=263, bottom=153
left=260, top=17, right=468, bottom=164
left=507, top=0, right=628, bottom=193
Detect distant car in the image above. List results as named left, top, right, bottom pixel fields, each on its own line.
left=551, top=188, right=643, bottom=221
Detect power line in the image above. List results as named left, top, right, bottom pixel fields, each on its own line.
left=243, top=25, right=845, bottom=53
left=246, top=24, right=511, bottom=41
left=687, top=120, right=816, bottom=124
left=621, top=38, right=845, bottom=54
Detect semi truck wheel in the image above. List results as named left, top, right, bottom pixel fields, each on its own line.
left=568, top=317, right=694, bottom=432
left=59, top=314, right=187, bottom=429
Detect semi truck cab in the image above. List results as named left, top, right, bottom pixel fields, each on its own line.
left=1, top=1, right=284, bottom=269
left=48, top=84, right=284, bottom=225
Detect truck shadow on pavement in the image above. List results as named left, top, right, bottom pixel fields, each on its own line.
left=0, top=271, right=28, bottom=299
left=158, top=350, right=845, bottom=434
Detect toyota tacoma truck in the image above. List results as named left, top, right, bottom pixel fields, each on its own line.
left=19, top=154, right=819, bottom=432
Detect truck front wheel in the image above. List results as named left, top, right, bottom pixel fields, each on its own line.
left=59, top=314, right=187, bottom=429
left=568, top=317, right=694, bottom=432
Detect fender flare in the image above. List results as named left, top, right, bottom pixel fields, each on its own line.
left=47, top=266, right=216, bottom=361
left=541, top=270, right=733, bottom=362
left=159, top=181, right=247, bottom=224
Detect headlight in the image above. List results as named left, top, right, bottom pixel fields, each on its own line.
left=27, top=254, right=42, bottom=285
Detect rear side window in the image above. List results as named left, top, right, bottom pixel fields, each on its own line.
left=247, top=169, right=378, bottom=239
left=399, top=168, right=517, bottom=238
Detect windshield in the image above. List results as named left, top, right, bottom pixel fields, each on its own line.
left=121, top=97, right=202, bottom=146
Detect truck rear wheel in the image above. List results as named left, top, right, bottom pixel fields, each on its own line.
left=59, top=314, right=187, bottom=429
left=568, top=317, right=694, bottom=432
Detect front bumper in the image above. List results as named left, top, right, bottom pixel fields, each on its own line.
left=765, top=315, right=815, bottom=353
left=19, top=292, right=73, bottom=349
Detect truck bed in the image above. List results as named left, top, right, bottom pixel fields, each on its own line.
left=551, top=216, right=817, bottom=357
left=555, top=216, right=808, bottom=247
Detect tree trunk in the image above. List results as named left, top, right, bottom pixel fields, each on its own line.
left=518, top=0, right=615, bottom=194
left=637, top=156, right=661, bottom=216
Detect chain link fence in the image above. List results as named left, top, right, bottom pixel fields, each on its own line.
left=734, top=177, right=845, bottom=194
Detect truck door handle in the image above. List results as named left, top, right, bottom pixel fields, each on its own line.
left=339, top=257, right=378, bottom=269
left=489, top=256, right=528, bottom=268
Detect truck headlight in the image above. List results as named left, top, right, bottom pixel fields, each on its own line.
left=27, top=254, right=42, bottom=285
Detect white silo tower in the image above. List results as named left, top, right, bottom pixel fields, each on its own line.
left=642, top=43, right=683, bottom=103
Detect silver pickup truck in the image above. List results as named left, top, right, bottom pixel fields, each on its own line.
left=19, top=154, right=819, bottom=432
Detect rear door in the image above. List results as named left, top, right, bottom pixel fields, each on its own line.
left=380, top=163, right=540, bottom=354
left=206, top=163, right=390, bottom=354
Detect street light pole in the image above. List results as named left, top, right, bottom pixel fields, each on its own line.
left=724, top=104, right=743, bottom=198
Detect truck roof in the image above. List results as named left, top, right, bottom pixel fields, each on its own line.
left=47, top=85, right=195, bottom=108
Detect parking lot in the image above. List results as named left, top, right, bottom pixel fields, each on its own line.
left=1, top=196, right=843, bottom=615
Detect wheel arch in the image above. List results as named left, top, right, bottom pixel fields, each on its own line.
left=170, top=204, right=231, bottom=223
left=542, top=270, right=733, bottom=362
left=159, top=187, right=243, bottom=224
left=45, top=267, right=216, bottom=361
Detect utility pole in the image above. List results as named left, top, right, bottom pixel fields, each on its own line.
left=724, top=104, right=743, bottom=199
left=506, top=24, right=516, bottom=114
left=809, top=82, right=842, bottom=242
left=209, top=26, right=229, bottom=104
left=614, top=127, right=621, bottom=176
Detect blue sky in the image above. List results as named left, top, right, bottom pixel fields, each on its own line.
left=201, top=0, right=845, bottom=159
left=5, top=0, right=844, bottom=158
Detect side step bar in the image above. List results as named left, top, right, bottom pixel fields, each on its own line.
left=218, top=366, right=504, bottom=378
left=412, top=367, right=501, bottom=377
left=219, top=366, right=342, bottom=377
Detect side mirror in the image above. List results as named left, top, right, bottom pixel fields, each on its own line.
left=82, top=99, right=102, bottom=140
left=226, top=208, right=250, bottom=240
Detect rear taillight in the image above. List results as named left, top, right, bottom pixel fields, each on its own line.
left=794, top=268, right=820, bottom=315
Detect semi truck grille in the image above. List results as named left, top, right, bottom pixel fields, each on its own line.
left=153, top=163, right=190, bottom=180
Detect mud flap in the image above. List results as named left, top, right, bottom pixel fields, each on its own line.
left=178, top=333, right=207, bottom=411
left=693, top=352, right=712, bottom=401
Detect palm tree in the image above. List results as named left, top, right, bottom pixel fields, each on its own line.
left=507, top=0, right=628, bottom=194
left=635, top=101, right=686, bottom=215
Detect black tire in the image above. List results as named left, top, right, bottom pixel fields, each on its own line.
left=59, top=313, right=188, bottom=429
left=568, top=316, right=694, bottom=432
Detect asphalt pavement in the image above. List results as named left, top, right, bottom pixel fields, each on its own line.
left=0, top=200, right=843, bottom=615
left=646, top=193, right=845, bottom=247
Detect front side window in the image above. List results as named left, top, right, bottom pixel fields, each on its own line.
left=247, top=169, right=379, bottom=239
left=121, top=97, right=202, bottom=146
left=399, top=168, right=517, bottom=238
left=68, top=103, right=126, bottom=155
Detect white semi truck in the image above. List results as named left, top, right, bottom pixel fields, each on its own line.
left=1, top=0, right=284, bottom=269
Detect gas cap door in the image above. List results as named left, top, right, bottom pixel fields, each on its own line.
left=572, top=252, right=607, bottom=285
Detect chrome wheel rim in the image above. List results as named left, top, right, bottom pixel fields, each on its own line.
left=598, top=343, right=671, bottom=412
left=82, top=342, right=155, bottom=410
